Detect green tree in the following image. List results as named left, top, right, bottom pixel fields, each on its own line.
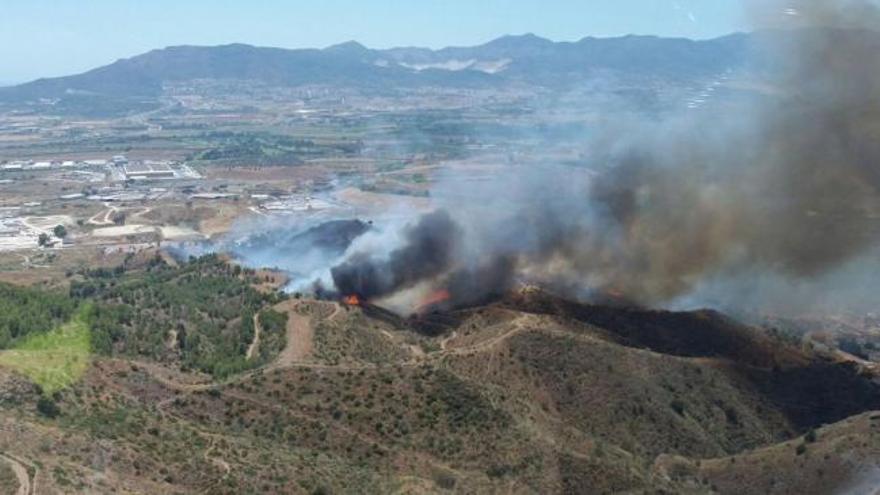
left=53, top=225, right=68, bottom=238
left=37, top=233, right=51, bottom=247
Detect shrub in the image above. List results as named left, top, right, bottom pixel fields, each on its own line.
left=37, top=396, right=61, bottom=418
left=805, top=429, right=818, bottom=443
left=670, top=399, right=686, bottom=416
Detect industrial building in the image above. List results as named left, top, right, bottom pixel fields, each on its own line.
left=123, top=161, right=177, bottom=180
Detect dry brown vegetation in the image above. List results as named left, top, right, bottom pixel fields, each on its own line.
left=0, top=285, right=876, bottom=493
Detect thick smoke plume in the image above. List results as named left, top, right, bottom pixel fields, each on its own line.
left=331, top=210, right=460, bottom=299
left=330, top=0, right=880, bottom=312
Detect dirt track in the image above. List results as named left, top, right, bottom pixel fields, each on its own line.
left=245, top=313, right=261, bottom=361
left=0, top=453, right=32, bottom=495
left=268, top=300, right=322, bottom=368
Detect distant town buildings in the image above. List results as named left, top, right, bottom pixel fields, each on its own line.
left=123, top=161, right=176, bottom=180
left=0, top=155, right=203, bottom=182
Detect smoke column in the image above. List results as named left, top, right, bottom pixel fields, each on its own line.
left=330, top=0, right=880, bottom=311
left=331, top=210, right=460, bottom=299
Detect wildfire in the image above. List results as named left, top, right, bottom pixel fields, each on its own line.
left=606, top=288, right=625, bottom=299
left=418, top=289, right=451, bottom=311
left=343, top=294, right=362, bottom=306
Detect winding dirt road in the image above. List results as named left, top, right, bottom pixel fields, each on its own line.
left=0, top=454, right=32, bottom=495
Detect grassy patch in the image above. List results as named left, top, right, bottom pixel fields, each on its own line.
left=0, top=306, right=92, bottom=394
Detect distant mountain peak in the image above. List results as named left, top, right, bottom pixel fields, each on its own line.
left=501, top=33, right=548, bottom=41
left=325, top=41, right=370, bottom=54
left=485, top=33, right=553, bottom=47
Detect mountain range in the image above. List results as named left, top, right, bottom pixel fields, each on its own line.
left=0, top=33, right=751, bottom=115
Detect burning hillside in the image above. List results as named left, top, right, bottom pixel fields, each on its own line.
left=342, top=294, right=362, bottom=306
left=309, top=0, right=880, bottom=316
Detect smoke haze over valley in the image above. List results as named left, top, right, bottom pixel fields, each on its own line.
left=199, top=0, right=880, bottom=320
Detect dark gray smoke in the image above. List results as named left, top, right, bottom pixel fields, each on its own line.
left=331, top=210, right=460, bottom=299
left=576, top=0, right=880, bottom=302
left=440, top=255, right=517, bottom=308
left=328, top=0, right=880, bottom=311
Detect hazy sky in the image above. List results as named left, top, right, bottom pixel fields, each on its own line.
left=0, top=0, right=747, bottom=83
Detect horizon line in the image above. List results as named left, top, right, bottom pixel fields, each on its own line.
left=10, top=29, right=751, bottom=84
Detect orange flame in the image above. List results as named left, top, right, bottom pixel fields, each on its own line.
left=343, top=294, right=361, bottom=306
left=418, top=289, right=451, bottom=311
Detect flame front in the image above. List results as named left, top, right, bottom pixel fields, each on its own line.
left=343, top=294, right=361, bottom=306
left=418, top=289, right=451, bottom=311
